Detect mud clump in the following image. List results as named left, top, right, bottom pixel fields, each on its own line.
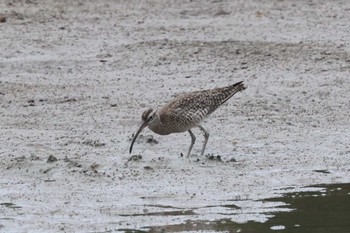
left=47, top=155, right=58, bottom=163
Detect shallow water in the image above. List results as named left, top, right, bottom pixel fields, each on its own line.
left=261, top=183, right=350, bottom=233
left=122, top=183, right=350, bottom=232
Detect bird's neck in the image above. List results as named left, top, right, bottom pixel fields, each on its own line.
left=148, top=114, right=171, bottom=135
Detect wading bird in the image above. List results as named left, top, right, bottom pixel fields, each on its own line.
left=129, top=81, right=246, bottom=157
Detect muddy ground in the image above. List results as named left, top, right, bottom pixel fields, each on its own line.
left=1, top=0, right=350, bottom=232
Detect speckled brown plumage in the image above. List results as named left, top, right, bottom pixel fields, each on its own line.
left=130, top=81, right=246, bottom=157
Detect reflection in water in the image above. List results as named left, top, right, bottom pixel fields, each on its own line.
left=129, top=183, right=350, bottom=233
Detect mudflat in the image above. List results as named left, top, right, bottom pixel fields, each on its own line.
left=1, top=0, right=349, bottom=232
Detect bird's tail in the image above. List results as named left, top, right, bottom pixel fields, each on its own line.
left=219, top=81, right=246, bottom=105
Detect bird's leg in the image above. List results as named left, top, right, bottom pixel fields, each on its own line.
left=198, top=125, right=209, bottom=156
left=187, top=129, right=196, bottom=157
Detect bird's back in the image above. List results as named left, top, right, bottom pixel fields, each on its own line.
left=157, top=81, right=246, bottom=132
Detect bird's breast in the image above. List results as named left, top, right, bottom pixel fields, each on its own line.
left=148, top=120, right=191, bottom=135
left=148, top=124, right=172, bottom=135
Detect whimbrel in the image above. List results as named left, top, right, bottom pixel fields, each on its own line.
left=129, top=81, right=246, bottom=157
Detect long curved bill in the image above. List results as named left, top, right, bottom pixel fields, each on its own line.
left=129, top=121, right=148, bottom=154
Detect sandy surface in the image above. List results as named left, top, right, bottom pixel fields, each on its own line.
left=1, top=0, right=350, bottom=232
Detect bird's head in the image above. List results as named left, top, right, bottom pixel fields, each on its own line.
left=129, top=108, right=157, bottom=154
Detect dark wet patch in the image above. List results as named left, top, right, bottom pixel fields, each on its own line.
left=146, top=204, right=183, bottom=209
left=221, top=204, right=240, bottom=209
left=258, top=183, right=350, bottom=233
left=201, top=204, right=240, bottom=209
left=0, top=203, right=22, bottom=209
left=145, top=219, right=240, bottom=232
left=313, top=169, right=331, bottom=174
left=124, top=183, right=350, bottom=233
left=119, top=210, right=195, bottom=217
left=117, top=229, right=148, bottom=233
